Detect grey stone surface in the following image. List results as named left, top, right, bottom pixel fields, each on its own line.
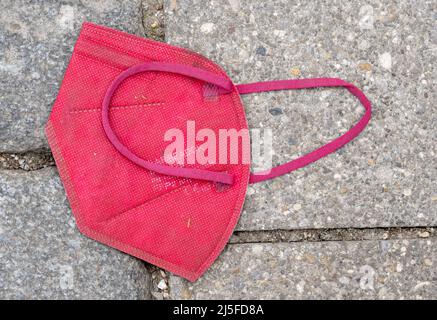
left=169, top=239, right=436, bottom=299
left=165, top=0, right=437, bottom=230
left=0, top=168, right=150, bottom=299
left=0, top=0, right=142, bottom=152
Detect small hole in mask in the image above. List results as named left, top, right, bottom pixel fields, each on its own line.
left=203, top=83, right=219, bottom=101
left=214, top=181, right=232, bottom=193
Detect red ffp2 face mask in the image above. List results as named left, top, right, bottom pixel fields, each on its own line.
left=46, top=22, right=371, bottom=281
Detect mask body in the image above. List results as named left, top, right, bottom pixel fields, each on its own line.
left=46, top=22, right=371, bottom=281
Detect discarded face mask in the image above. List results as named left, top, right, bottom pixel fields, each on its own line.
left=46, top=22, right=371, bottom=281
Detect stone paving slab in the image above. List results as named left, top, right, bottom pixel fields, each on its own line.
left=0, top=168, right=150, bottom=299
left=169, top=239, right=436, bottom=299
left=165, top=0, right=437, bottom=230
left=0, top=0, right=141, bottom=152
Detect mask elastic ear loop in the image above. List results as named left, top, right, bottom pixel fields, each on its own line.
left=102, top=62, right=234, bottom=185
left=235, top=78, right=372, bottom=184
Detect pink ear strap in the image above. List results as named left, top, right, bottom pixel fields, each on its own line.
left=102, top=62, right=371, bottom=185
left=102, top=62, right=234, bottom=185
left=236, top=78, right=372, bottom=184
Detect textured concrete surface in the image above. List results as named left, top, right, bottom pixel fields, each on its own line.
left=169, top=239, right=436, bottom=299
left=0, top=0, right=142, bottom=152
left=0, top=168, right=150, bottom=299
left=165, top=0, right=436, bottom=230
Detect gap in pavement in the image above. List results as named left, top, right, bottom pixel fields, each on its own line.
left=231, top=226, right=436, bottom=244
left=0, top=150, right=55, bottom=170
